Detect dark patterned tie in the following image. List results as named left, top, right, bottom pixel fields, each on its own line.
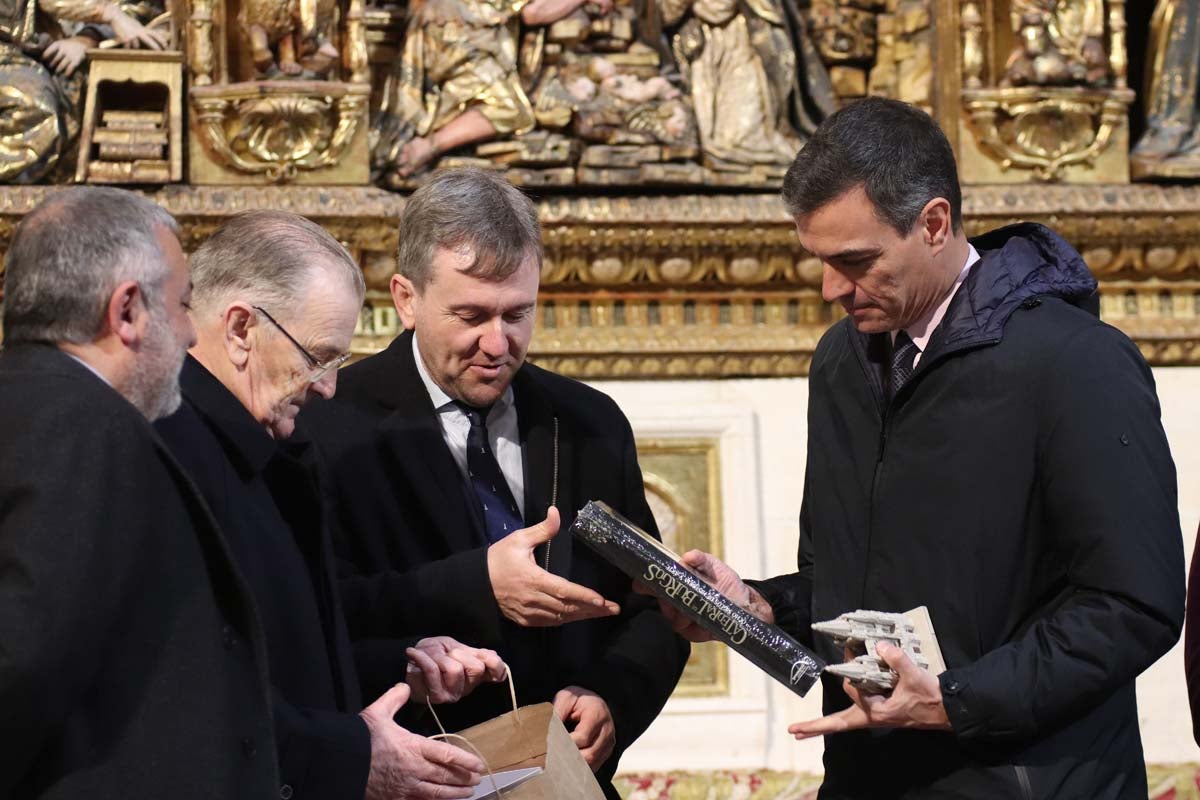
left=456, top=403, right=524, bottom=543
left=889, top=331, right=918, bottom=400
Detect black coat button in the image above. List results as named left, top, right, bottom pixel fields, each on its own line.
left=222, top=625, right=236, bottom=649
left=280, top=784, right=294, bottom=799
left=242, top=737, right=257, bottom=758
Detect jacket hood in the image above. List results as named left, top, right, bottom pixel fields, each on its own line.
left=938, top=222, right=1099, bottom=350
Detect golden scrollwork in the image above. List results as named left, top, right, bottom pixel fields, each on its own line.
left=3, top=185, right=1200, bottom=373
left=191, top=83, right=369, bottom=182
left=962, top=87, right=1132, bottom=181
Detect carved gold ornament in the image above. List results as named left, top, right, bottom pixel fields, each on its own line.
left=191, top=83, right=368, bottom=182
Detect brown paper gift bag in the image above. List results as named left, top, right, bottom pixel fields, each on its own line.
left=448, top=702, right=606, bottom=800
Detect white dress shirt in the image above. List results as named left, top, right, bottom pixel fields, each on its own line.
left=894, top=244, right=980, bottom=368
left=412, top=334, right=525, bottom=517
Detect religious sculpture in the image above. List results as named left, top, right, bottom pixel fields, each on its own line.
left=371, top=0, right=611, bottom=185
left=186, top=0, right=372, bottom=183
left=240, top=0, right=340, bottom=76
left=1000, top=0, right=1108, bottom=87
left=657, top=0, right=833, bottom=172
left=1131, top=0, right=1200, bottom=179
left=0, top=0, right=166, bottom=183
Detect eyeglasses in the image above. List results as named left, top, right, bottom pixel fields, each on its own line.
left=252, top=305, right=351, bottom=383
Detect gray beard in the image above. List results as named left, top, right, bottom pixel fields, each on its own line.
left=125, top=308, right=185, bottom=421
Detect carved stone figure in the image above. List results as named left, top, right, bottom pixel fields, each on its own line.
left=657, top=0, right=833, bottom=170
left=1131, top=0, right=1200, bottom=178
left=0, top=0, right=166, bottom=183
left=534, top=53, right=696, bottom=147
left=371, top=0, right=612, bottom=184
left=1001, top=0, right=1108, bottom=87
left=239, top=0, right=340, bottom=76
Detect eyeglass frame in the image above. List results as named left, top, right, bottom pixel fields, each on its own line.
left=251, top=305, right=351, bottom=382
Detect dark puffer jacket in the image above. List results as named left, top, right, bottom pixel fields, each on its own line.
left=756, top=223, right=1185, bottom=799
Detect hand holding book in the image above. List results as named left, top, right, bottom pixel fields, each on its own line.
left=634, top=549, right=776, bottom=640
left=571, top=501, right=824, bottom=696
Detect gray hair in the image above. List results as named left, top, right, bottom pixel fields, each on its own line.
left=190, top=211, right=365, bottom=316
left=398, top=168, right=542, bottom=292
left=3, top=187, right=179, bottom=345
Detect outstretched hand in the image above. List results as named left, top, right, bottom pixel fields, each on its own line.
left=488, top=507, right=621, bottom=626
left=788, top=642, right=951, bottom=739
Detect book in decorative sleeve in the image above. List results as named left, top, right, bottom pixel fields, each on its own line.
left=569, top=500, right=825, bottom=696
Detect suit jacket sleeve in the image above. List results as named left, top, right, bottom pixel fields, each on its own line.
left=0, top=398, right=165, bottom=791
left=563, top=415, right=691, bottom=758
left=939, top=325, right=1185, bottom=744
left=335, top=547, right=504, bottom=649
left=271, top=688, right=371, bottom=798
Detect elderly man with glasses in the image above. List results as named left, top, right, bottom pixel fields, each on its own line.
left=156, top=210, right=504, bottom=800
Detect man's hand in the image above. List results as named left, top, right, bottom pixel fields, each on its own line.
left=788, top=642, right=951, bottom=739
left=360, top=682, right=487, bottom=800
left=553, top=686, right=615, bottom=772
left=488, top=507, right=620, bottom=626
left=635, top=549, right=774, bottom=641
left=406, top=636, right=507, bottom=705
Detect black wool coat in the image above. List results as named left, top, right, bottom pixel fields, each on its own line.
left=156, top=356, right=371, bottom=800
left=301, top=330, right=690, bottom=792
left=0, top=345, right=278, bottom=799
left=755, top=223, right=1185, bottom=799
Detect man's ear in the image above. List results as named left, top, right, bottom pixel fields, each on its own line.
left=920, top=198, right=953, bottom=253
left=107, top=280, right=147, bottom=348
left=223, top=302, right=256, bottom=368
left=390, top=273, right=418, bottom=330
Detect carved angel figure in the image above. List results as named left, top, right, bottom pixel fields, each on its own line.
left=658, top=0, right=832, bottom=168
left=371, top=0, right=612, bottom=184
left=1, top=0, right=166, bottom=183
left=239, top=0, right=339, bottom=77
left=1132, top=0, right=1200, bottom=173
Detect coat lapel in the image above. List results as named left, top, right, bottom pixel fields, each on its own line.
left=514, top=367, right=573, bottom=579
left=369, top=332, right=486, bottom=552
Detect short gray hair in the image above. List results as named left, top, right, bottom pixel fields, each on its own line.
left=3, top=187, right=179, bottom=345
left=190, top=211, right=365, bottom=315
left=398, top=168, right=542, bottom=292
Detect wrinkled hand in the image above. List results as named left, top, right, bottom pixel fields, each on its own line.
left=788, top=642, right=951, bottom=739
left=586, top=0, right=614, bottom=15
left=361, top=682, right=487, bottom=800
left=104, top=8, right=167, bottom=50
left=488, top=506, right=620, bottom=626
left=406, top=636, right=507, bottom=705
left=634, top=549, right=773, bottom=642
left=553, top=686, right=615, bottom=772
left=44, top=37, right=92, bottom=75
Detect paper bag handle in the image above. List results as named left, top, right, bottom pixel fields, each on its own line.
left=425, top=664, right=521, bottom=798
